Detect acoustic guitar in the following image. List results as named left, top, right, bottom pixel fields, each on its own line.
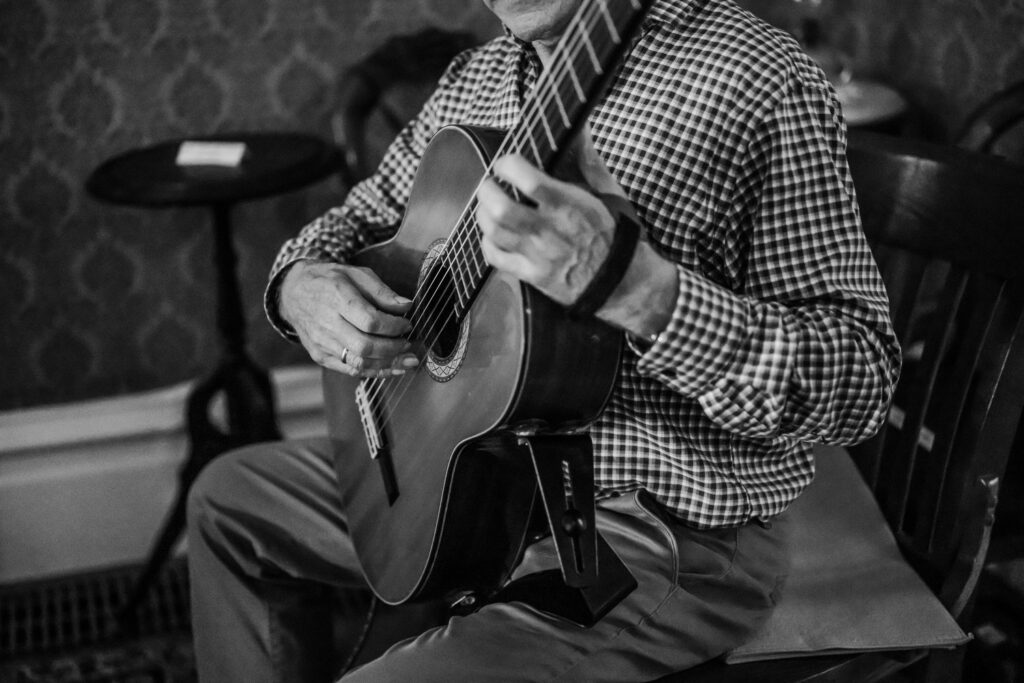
left=323, top=0, right=652, bottom=605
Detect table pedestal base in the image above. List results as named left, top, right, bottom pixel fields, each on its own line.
left=117, top=354, right=281, bottom=630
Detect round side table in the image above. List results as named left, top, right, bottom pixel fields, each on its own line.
left=87, top=132, right=342, bottom=627
left=837, top=80, right=909, bottom=134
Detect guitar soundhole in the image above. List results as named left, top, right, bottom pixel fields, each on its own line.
left=419, top=240, right=470, bottom=382
left=426, top=269, right=460, bottom=361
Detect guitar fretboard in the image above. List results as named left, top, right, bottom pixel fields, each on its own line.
left=416, top=0, right=649, bottom=336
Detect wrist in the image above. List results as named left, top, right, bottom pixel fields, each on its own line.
left=277, top=261, right=307, bottom=327
left=277, top=258, right=333, bottom=329
left=567, top=201, right=640, bottom=319
left=597, top=240, right=678, bottom=339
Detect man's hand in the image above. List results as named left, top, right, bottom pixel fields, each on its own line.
left=279, top=261, right=420, bottom=377
left=475, top=131, right=679, bottom=340
left=476, top=154, right=616, bottom=307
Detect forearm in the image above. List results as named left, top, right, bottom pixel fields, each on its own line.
left=264, top=190, right=401, bottom=340
left=265, top=50, right=464, bottom=340
left=632, top=261, right=900, bottom=444
left=624, top=76, right=900, bottom=443
left=597, top=240, right=679, bottom=342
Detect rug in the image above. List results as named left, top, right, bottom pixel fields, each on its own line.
left=0, top=635, right=195, bottom=683
left=0, top=560, right=196, bottom=683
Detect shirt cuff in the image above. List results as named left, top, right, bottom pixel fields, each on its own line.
left=633, top=264, right=750, bottom=395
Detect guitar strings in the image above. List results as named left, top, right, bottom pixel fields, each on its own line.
left=370, top=1, right=607, bottom=350
left=412, top=0, right=629, bottom=311
left=362, top=0, right=628, bottom=419
left=407, top=0, right=639, bottom=334
left=359, top=0, right=635, bottom=419
left=396, top=0, right=616, bottom=341
left=393, top=0, right=631, bottom=356
left=379, top=0, right=627, bottom=378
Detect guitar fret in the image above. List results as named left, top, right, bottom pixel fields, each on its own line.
left=447, top=247, right=470, bottom=310
left=445, top=216, right=493, bottom=317
left=598, top=0, right=621, bottom=43
left=553, top=90, right=571, bottom=128
left=459, top=253, right=474, bottom=307
left=590, top=3, right=621, bottom=63
left=473, top=250, right=485, bottom=280
left=538, top=110, right=557, bottom=148
left=526, top=129, right=542, bottom=166
left=465, top=231, right=480, bottom=274
left=580, top=30, right=604, bottom=75
left=445, top=252, right=462, bottom=309
left=567, top=62, right=586, bottom=103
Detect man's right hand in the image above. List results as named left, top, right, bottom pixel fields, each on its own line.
left=279, top=261, right=420, bottom=377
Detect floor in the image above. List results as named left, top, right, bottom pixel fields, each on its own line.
left=965, top=556, right=1024, bottom=682
left=1, top=556, right=1021, bottom=682
left=0, top=560, right=194, bottom=682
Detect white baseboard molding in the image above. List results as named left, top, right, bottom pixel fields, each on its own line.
left=0, top=365, right=327, bottom=584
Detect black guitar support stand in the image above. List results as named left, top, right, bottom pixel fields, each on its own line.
left=487, top=434, right=637, bottom=627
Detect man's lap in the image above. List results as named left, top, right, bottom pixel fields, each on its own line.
left=340, top=488, right=787, bottom=681
left=189, top=438, right=788, bottom=682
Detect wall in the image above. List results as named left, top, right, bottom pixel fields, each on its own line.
left=739, top=0, right=1024, bottom=141
left=0, top=365, right=325, bottom=582
left=0, top=0, right=500, bottom=411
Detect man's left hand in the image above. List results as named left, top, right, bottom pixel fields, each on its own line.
left=476, top=130, right=678, bottom=341
left=476, top=152, right=618, bottom=307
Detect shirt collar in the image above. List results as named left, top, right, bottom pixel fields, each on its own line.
left=644, top=0, right=701, bottom=31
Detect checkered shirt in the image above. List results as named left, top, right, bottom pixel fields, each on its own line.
left=266, top=0, right=901, bottom=528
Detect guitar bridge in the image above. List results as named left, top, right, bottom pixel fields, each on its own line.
left=355, top=380, right=399, bottom=504
left=355, top=381, right=385, bottom=458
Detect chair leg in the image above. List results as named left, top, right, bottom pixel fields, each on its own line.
left=914, top=646, right=965, bottom=683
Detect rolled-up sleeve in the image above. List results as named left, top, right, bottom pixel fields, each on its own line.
left=634, top=79, right=901, bottom=445
left=262, top=51, right=473, bottom=340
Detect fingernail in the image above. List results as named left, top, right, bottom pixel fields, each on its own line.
left=390, top=368, right=406, bottom=376
left=395, top=295, right=412, bottom=304
left=401, top=355, right=419, bottom=368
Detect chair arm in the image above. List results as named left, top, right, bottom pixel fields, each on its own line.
left=939, top=474, right=1001, bottom=619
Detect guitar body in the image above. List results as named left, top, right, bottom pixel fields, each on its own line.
left=323, top=125, right=622, bottom=604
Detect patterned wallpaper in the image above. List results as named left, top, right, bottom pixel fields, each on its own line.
left=0, top=0, right=500, bottom=411
left=2, top=0, right=1023, bottom=411
left=740, top=0, right=1024, bottom=140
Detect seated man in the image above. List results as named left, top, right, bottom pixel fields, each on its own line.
left=186, top=0, right=901, bottom=681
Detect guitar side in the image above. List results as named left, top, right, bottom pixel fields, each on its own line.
left=323, top=125, right=621, bottom=604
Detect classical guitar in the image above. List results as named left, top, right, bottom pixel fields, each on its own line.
left=323, top=0, right=652, bottom=605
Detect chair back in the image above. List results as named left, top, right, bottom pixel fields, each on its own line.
left=956, top=80, right=1024, bottom=163
left=846, top=131, right=1024, bottom=621
left=332, top=28, right=478, bottom=187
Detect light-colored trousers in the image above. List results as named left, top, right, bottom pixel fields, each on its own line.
left=186, top=437, right=789, bottom=682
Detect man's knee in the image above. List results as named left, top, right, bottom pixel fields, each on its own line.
left=186, top=444, right=272, bottom=539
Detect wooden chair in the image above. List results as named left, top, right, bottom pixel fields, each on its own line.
left=955, top=79, right=1024, bottom=680
left=654, top=132, right=1024, bottom=682
left=331, top=28, right=477, bottom=188
left=327, top=32, right=1024, bottom=680
left=956, top=80, right=1024, bottom=163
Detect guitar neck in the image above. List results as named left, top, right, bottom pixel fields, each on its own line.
left=420, top=0, right=651, bottom=330
left=504, top=0, right=651, bottom=168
